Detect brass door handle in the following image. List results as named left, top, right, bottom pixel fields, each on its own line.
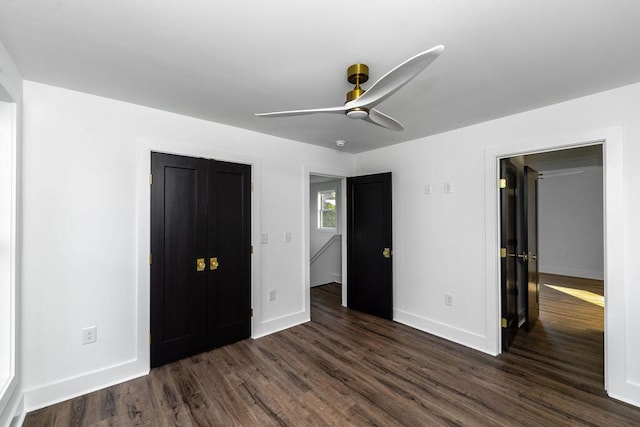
left=210, top=257, right=219, bottom=270
left=196, top=258, right=206, bottom=271
left=508, top=253, right=528, bottom=262
left=383, top=248, right=391, bottom=258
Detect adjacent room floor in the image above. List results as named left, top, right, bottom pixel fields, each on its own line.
left=24, top=277, right=640, bottom=426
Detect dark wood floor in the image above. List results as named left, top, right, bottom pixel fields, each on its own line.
left=25, top=276, right=640, bottom=426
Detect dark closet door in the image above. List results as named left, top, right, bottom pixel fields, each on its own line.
left=347, top=172, right=393, bottom=320
left=150, top=153, right=208, bottom=367
left=151, top=153, right=251, bottom=368
left=207, top=161, right=252, bottom=348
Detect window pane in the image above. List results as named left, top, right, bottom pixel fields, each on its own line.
left=321, top=191, right=336, bottom=210
left=322, top=209, right=336, bottom=228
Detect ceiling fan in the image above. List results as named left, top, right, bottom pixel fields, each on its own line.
left=255, top=45, right=444, bottom=131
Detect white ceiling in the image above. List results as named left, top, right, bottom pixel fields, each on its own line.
left=1, top=1, right=639, bottom=153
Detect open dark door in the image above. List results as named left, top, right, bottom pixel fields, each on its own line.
left=523, top=166, right=540, bottom=331
left=500, top=160, right=518, bottom=350
left=347, top=172, right=392, bottom=320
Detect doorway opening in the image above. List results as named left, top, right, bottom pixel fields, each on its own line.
left=309, top=175, right=343, bottom=292
left=499, top=144, right=605, bottom=388
left=305, top=170, right=393, bottom=322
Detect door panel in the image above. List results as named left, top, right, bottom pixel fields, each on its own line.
left=500, top=160, right=518, bottom=350
left=151, top=153, right=208, bottom=367
left=207, top=161, right=252, bottom=348
left=524, top=166, right=540, bottom=331
left=347, top=173, right=392, bottom=320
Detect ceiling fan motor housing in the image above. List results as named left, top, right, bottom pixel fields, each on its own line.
left=346, top=63, right=369, bottom=103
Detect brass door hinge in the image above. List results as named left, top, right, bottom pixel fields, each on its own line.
left=149, top=254, right=153, bottom=264
left=149, top=174, right=153, bottom=185
left=499, top=178, right=506, bottom=189
left=500, top=248, right=506, bottom=258
left=149, top=333, right=151, bottom=345
left=250, top=245, right=254, bottom=255
left=251, top=182, right=254, bottom=192
left=501, top=318, right=507, bottom=328
left=250, top=308, right=254, bottom=317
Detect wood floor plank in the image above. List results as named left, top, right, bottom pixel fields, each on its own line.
left=24, top=277, right=640, bottom=426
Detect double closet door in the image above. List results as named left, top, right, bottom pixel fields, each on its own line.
left=150, top=152, right=251, bottom=368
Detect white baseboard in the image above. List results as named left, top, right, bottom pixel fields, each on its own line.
left=394, top=309, right=492, bottom=355
left=24, top=359, right=148, bottom=412
left=608, top=379, right=640, bottom=409
left=251, top=310, right=309, bottom=339
left=539, top=265, right=604, bottom=280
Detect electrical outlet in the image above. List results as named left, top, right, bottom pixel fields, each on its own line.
left=424, top=184, right=432, bottom=195
left=83, top=326, right=97, bottom=344
left=444, top=182, right=453, bottom=194
left=269, top=289, right=276, bottom=301
left=445, top=294, right=454, bottom=306
left=284, top=231, right=292, bottom=243
left=261, top=232, right=269, bottom=244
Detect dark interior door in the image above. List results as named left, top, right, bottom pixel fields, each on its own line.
left=524, top=166, right=540, bottom=331
left=500, top=160, right=518, bottom=350
left=207, top=161, right=251, bottom=348
left=347, top=172, right=392, bottom=320
left=151, top=153, right=251, bottom=368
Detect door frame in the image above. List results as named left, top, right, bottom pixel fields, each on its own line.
left=484, top=126, right=623, bottom=395
left=136, top=138, right=260, bottom=372
left=303, top=165, right=351, bottom=314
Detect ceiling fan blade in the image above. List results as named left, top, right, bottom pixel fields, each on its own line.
left=347, top=45, right=444, bottom=110
left=255, top=105, right=347, bottom=117
left=365, top=108, right=404, bottom=131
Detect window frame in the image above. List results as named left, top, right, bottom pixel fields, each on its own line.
left=317, top=189, right=337, bottom=232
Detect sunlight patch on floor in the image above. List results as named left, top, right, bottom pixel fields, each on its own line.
left=543, top=284, right=604, bottom=307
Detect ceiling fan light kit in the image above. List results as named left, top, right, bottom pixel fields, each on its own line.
left=255, top=45, right=444, bottom=131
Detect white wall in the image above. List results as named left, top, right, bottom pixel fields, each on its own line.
left=0, top=39, right=23, bottom=427
left=21, top=81, right=353, bottom=410
left=353, top=82, right=640, bottom=407
left=538, top=167, right=604, bottom=280
left=310, top=239, right=341, bottom=287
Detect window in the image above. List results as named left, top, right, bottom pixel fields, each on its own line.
left=318, top=190, right=336, bottom=230
left=0, top=100, right=14, bottom=393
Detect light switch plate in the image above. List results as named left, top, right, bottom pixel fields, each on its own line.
left=444, top=182, right=453, bottom=194
left=261, top=232, right=269, bottom=244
